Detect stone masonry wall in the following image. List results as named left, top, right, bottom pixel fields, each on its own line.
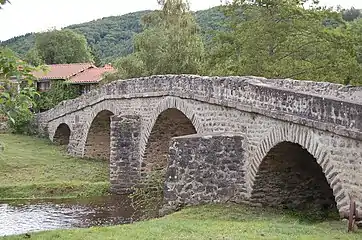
left=163, top=133, right=247, bottom=213
left=42, top=95, right=362, bottom=218
left=250, top=142, right=336, bottom=212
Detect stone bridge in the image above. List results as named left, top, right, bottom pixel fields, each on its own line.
left=36, top=75, right=362, bottom=219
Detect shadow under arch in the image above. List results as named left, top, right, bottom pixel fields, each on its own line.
left=251, top=141, right=338, bottom=218
left=141, top=108, right=197, bottom=174
left=53, top=123, right=71, bottom=146
left=139, top=97, right=203, bottom=172
left=84, top=109, right=115, bottom=160
left=248, top=124, right=348, bottom=218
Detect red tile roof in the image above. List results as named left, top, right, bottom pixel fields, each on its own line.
left=32, top=63, right=95, bottom=80
left=68, top=65, right=116, bottom=84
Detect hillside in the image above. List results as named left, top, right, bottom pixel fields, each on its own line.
left=0, top=7, right=225, bottom=64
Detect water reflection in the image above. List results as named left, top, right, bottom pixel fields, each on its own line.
left=0, top=195, right=137, bottom=237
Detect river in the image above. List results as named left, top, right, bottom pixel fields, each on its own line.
left=0, top=195, right=137, bottom=237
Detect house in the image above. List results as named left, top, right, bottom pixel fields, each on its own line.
left=32, top=63, right=116, bottom=94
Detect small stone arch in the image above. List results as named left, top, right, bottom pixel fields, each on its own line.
left=84, top=109, right=115, bottom=160
left=139, top=97, right=202, bottom=174
left=53, top=123, right=71, bottom=146
left=247, top=123, right=348, bottom=217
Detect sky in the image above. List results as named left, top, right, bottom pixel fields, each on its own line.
left=0, top=0, right=362, bottom=41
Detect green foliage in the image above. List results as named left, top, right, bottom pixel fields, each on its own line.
left=207, top=0, right=362, bottom=85
left=0, top=0, right=9, bottom=8
left=0, top=47, right=39, bottom=134
left=112, top=0, right=205, bottom=79
left=102, top=53, right=147, bottom=83
left=6, top=106, right=36, bottom=135
left=349, top=18, right=362, bottom=64
left=34, top=81, right=80, bottom=112
left=0, top=9, right=224, bottom=64
left=89, top=45, right=102, bottom=67
left=0, top=33, right=36, bottom=58
left=68, top=11, right=151, bottom=64
left=130, top=169, right=166, bottom=220
left=35, top=29, right=93, bottom=64
left=24, top=47, right=43, bottom=67
left=342, top=7, right=361, bottom=22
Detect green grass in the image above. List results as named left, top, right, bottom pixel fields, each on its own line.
left=0, top=134, right=109, bottom=199
left=1, top=204, right=361, bottom=240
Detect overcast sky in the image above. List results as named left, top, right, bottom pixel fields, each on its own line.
left=1, top=0, right=362, bottom=41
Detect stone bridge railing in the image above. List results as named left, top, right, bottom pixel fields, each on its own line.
left=37, top=75, right=362, bottom=140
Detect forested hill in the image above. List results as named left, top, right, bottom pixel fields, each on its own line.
left=0, top=7, right=225, bottom=63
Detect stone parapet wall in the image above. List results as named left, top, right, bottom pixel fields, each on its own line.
left=36, top=75, right=362, bottom=141
left=258, top=77, right=362, bottom=102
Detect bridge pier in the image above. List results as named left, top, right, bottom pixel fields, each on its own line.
left=109, top=115, right=142, bottom=194
left=162, top=133, right=248, bottom=214
left=68, top=123, right=87, bottom=157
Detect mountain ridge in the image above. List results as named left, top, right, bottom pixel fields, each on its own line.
left=0, top=7, right=225, bottom=64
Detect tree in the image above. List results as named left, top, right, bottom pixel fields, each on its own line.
left=25, top=47, right=43, bottom=67
left=89, top=45, right=102, bottom=67
left=35, top=29, right=93, bottom=64
left=207, top=0, right=362, bottom=85
left=342, top=7, right=361, bottom=22
left=0, top=0, right=9, bottom=8
left=114, top=0, right=205, bottom=79
left=0, top=47, right=39, bottom=134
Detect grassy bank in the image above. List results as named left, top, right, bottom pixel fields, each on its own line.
left=0, top=134, right=109, bottom=199
left=2, top=204, right=361, bottom=240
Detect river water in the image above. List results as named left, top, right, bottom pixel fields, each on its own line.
left=0, top=195, right=137, bottom=237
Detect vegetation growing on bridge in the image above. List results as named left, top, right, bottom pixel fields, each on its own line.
left=0, top=134, right=109, bottom=200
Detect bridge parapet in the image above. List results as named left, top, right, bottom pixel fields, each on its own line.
left=37, top=75, right=362, bottom=140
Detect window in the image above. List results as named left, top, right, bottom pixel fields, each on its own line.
left=80, top=85, right=91, bottom=94
left=37, top=81, right=50, bottom=92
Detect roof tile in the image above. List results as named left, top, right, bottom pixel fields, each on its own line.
left=68, top=65, right=116, bottom=84
left=32, top=63, right=95, bottom=80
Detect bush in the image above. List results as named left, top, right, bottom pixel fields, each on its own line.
left=7, top=108, right=37, bottom=135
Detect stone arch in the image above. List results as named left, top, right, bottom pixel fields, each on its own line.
left=247, top=123, right=348, bottom=217
left=140, top=97, right=201, bottom=174
left=53, top=123, right=71, bottom=146
left=84, top=109, right=115, bottom=160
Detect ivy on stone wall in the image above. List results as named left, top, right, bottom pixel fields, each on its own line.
left=34, top=81, right=80, bottom=112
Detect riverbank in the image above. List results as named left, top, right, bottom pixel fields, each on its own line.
left=1, top=203, right=361, bottom=240
left=0, top=134, right=109, bottom=199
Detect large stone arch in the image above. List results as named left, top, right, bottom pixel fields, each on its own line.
left=247, top=123, right=348, bottom=217
left=83, top=109, right=115, bottom=160
left=139, top=97, right=203, bottom=174
left=53, top=123, right=71, bottom=146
